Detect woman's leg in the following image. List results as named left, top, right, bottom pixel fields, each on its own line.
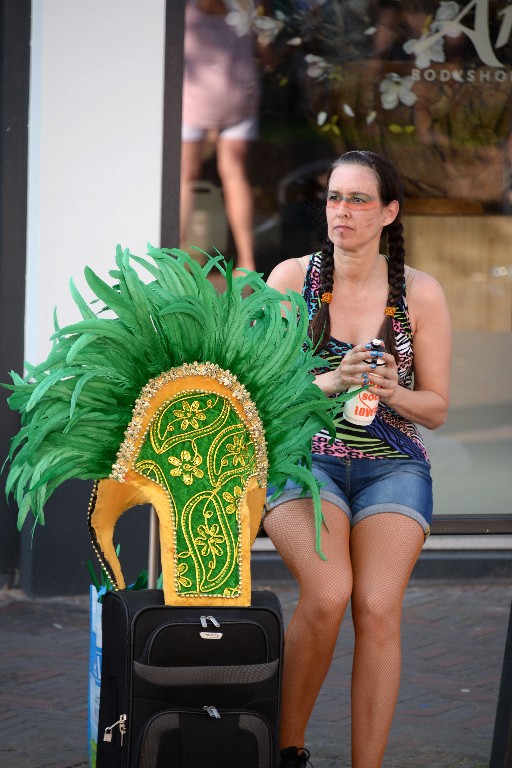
left=350, top=513, right=424, bottom=768
left=216, top=137, right=255, bottom=271
left=180, top=139, right=205, bottom=247
left=264, top=499, right=353, bottom=749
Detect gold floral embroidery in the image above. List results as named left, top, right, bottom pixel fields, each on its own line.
left=225, top=433, right=249, bottom=467
left=223, top=486, right=242, bottom=514
left=173, top=399, right=207, bottom=431
left=195, top=523, right=225, bottom=562
left=111, top=364, right=268, bottom=487
left=176, top=561, right=192, bottom=588
left=168, top=449, right=204, bottom=486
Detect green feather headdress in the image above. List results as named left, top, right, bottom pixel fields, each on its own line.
left=5, top=245, right=337, bottom=603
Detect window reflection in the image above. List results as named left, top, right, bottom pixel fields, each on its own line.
left=180, top=0, right=262, bottom=272
left=254, top=0, right=512, bottom=214
left=174, top=1, right=512, bottom=518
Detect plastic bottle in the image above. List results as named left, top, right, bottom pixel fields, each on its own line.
left=343, top=339, right=385, bottom=426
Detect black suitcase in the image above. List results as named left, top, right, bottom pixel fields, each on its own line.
left=96, top=588, right=283, bottom=768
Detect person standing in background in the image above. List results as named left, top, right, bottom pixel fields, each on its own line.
left=180, top=0, right=261, bottom=271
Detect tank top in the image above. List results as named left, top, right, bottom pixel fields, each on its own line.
left=302, top=252, right=429, bottom=463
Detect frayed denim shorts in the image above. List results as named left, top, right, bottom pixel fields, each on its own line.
left=266, top=453, right=433, bottom=535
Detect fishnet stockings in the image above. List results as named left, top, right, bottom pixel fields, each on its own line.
left=264, top=500, right=353, bottom=749
left=350, top=513, right=423, bottom=768
left=264, top=503, right=424, bottom=767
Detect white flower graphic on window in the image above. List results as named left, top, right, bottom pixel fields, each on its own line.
left=305, top=54, right=329, bottom=80
left=403, top=33, right=446, bottom=68
left=253, top=14, right=284, bottom=46
left=403, top=2, right=459, bottom=69
left=379, top=73, right=417, bottom=110
left=225, top=0, right=255, bottom=37
left=431, top=2, right=461, bottom=36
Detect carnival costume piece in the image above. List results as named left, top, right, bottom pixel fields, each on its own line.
left=5, top=246, right=337, bottom=605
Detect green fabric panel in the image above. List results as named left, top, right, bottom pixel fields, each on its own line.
left=135, top=391, right=255, bottom=598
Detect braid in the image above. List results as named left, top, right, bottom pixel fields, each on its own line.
left=309, top=241, right=335, bottom=351
left=376, top=218, right=405, bottom=364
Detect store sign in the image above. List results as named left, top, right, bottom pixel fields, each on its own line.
left=254, top=0, right=512, bottom=211
left=407, top=0, right=512, bottom=79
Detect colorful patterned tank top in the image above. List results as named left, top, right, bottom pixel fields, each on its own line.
left=303, top=252, right=429, bottom=463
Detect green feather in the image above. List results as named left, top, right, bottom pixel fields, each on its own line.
left=83, top=266, right=136, bottom=323
left=25, top=367, right=85, bottom=412
left=4, top=245, right=336, bottom=555
left=69, top=279, right=97, bottom=321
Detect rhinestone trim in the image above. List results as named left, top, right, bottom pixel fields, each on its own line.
left=110, top=362, right=268, bottom=488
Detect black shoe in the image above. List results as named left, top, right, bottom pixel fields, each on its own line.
left=280, top=746, right=313, bottom=768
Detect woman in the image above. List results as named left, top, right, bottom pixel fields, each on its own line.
left=264, top=150, right=451, bottom=768
left=180, top=0, right=260, bottom=271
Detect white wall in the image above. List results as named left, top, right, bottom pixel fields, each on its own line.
left=26, top=0, right=167, bottom=363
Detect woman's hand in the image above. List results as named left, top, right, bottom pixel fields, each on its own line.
left=315, top=341, right=396, bottom=397
left=366, top=348, right=400, bottom=405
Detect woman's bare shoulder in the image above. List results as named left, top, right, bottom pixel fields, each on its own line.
left=406, top=267, right=447, bottom=304
left=266, top=257, right=309, bottom=293
left=405, top=266, right=450, bottom=335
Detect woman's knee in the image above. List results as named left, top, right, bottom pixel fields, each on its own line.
left=352, top=590, right=402, bottom=638
left=299, top=577, right=352, bottom=627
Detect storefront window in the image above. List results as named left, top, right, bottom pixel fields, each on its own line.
left=178, top=0, right=512, bottom=519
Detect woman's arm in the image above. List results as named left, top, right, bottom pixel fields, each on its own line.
left=369, top=270, right=451, bottom=430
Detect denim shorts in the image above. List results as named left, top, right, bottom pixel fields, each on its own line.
left=266, top=453, right=433, bottom=535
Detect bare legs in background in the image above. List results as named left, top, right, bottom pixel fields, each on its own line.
left=180, top=135, right=255, bottom=272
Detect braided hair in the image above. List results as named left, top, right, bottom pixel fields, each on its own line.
left=309, top=150, right=405, bottom=364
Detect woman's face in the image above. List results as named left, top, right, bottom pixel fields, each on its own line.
left=326, top=163, right=398, bottom=252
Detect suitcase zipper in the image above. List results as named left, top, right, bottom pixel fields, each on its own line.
left=200, top=615, right=221, bottom=628
left=137, top=705, right=275, bottom=766
left=103, top=712, right=127, bottom=746
left=140, top=616, right=270, bottom=664
left=140, top=617, right=227, bottom=664
left=203, top=705, right=221, bottom=718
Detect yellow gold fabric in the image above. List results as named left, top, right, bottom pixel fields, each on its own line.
left=88, top=364, right=267, bottom=606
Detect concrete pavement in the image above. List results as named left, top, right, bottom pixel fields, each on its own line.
left=1, top=577, right=511, bottom=768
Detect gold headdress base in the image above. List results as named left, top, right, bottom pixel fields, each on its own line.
left=88, top=363, right=267, bottom=606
